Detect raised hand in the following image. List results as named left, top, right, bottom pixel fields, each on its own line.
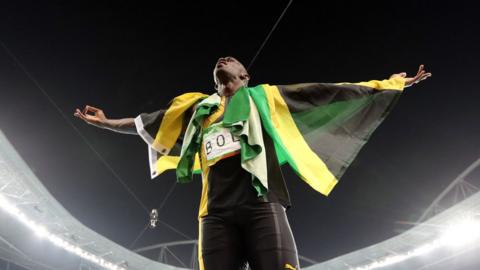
left=74, top=105, right=108, bottom=128
left=390, top=64, right=432, bottom=87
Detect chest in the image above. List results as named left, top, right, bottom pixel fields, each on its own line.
left=200, top=100, right=241, bottom=166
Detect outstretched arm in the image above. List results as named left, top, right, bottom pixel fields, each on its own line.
left=276, top=65, right=432, bottom=113
left=258, top=65, right=432, bottom=194
left=74, top=105, right=137, bottom=135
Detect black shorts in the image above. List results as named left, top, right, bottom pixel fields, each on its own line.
left=198, top=202, right=300, bottom=270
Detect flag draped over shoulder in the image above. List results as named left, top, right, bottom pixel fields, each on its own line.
left=135, top=77, right=405, bottom=196
left=134, top=92, right=208, bottom=178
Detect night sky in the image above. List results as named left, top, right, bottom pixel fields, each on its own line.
left=1, top=0, right=480, bottom=268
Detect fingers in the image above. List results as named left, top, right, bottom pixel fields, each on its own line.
left=74, top=108, right=83, bottom=117
left=74, top=106, right=102, bottom=121
left=74, top=108, right=87, bottom=121
left=81, top=105, right=102, bottom=115
left=416, top=67, right=425, bottom=78
left=415, top=64, right=425, bottom=79
left=420, top=72, right=432, bottom=81
left=413, top=64, right=431, bottom=83
left=417, top=65, right=431, bottom=81
left=403, top=65, right=432, bottom=87
left=86, top=105, right=101, bottom=111
left=417, top=64, right=424, bottom=74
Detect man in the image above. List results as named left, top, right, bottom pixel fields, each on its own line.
left=74, top=57, right=431, bottom=270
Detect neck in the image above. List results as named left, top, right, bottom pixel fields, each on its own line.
left=216, top=76, right=245, bottom=97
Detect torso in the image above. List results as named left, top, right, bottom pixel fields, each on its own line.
left=197, top=95, right=291, bottom=218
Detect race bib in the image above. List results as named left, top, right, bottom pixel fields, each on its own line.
left=203, top=123, right=241, bottom=165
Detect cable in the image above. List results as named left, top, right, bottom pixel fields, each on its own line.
left=2, top=0, right=296, bottom=242
left=158, top=220, right=192, bottom=240
left=156, top=180, right=177, bottom=213
left=247, top=0, right=294, bottom=71
left=0, top=40, right=149, bottom=214
left=128, top=223, right=149, bottom=249
left=1, top=40, right=196, bottom=243
left=146, top=0, right=295, bottom=233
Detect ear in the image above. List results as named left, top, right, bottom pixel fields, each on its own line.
left=239, top=73, right=250, bottom=81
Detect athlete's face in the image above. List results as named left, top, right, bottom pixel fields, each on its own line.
left=213, top=56, right=248, bottom=85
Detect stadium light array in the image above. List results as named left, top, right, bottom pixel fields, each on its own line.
left=0, top=194, right=127, bottom=270
left=1, top=187, right=479, bottom=270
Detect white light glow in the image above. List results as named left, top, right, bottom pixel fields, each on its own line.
left=3, top=188, right=479, bottom=270
left=440, top=216, right=480, bottom=247
left=34, top=225, right=48, bottom=238
left=351, top=240, right=442, bottom=270
left=0, top=194, right=127, bottom=270
left=351, top=213, right=480, bottom=270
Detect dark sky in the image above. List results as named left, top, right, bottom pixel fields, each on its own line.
left=1, top=0, right=480, bottom=268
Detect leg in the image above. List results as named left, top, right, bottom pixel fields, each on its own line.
left=242, top=203, right=300, bottom=270
left=198, top=214, right=247, bottom=270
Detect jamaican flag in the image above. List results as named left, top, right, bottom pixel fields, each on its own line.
left=135, top=77, right=405, bottom=196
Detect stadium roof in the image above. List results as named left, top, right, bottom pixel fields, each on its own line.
left=1, top=128, right=479, bottom=270
left=0, top=130, right=188, bottom=270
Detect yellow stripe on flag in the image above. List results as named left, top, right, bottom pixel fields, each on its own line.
left=262, top=84, right=338, bottom=196
left=153, top=92, right=208, bottom=152
left=155, top=154, right=201, bottom=175
left=336, top=76, right=406, bottom=91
